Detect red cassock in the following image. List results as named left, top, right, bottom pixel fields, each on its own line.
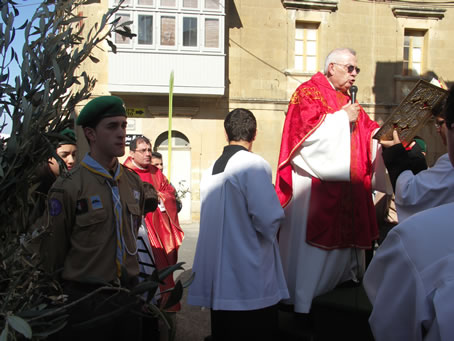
left=275, top=72, right=379, bottom=250
left=124, top=157, right=184, bottom=311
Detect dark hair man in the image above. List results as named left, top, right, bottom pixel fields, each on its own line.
left=188, top=108, right=289, bottom=340
left=40, top=96, right=150, bottom=340
left=123, top=135, right=184, bottom=311
left=364, top=85, right=454, bottom=341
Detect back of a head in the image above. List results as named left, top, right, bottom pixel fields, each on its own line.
left=224, top=108, right=257, bottom=143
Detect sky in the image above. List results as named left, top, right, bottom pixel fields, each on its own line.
left=1, top=0, right=41, bottom=135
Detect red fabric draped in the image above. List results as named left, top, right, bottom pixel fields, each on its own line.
left=124, top=157, right=184, bottom=311
left=275, top=72, right=379, bottom=249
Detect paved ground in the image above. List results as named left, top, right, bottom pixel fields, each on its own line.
left=174, top=222, right=211, bottom=341
left=170, top=223, right=374, bottom=341
left=171, top=223, right=315, bottom=341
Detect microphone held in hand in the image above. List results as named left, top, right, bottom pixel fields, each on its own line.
left=350, top=85, right=358, bottom=103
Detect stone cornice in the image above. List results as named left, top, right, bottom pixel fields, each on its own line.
left=282, top=0, right=338, bottom=12
left=392, top=6, right=446, bottom=19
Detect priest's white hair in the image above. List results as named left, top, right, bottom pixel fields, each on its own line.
left=324, top=48, right=356, bottom=74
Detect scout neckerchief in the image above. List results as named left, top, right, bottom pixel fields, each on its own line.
left=81, top=153, right=125, bottom=277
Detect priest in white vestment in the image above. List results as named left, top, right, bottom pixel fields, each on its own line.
left=188, top=109, right=289, bottom=340
left=275, top=48, right=387, bottom=314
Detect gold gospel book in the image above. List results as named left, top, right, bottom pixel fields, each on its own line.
left=373, top=80, right=448, bottom=144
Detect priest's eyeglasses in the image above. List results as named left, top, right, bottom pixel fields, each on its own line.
left=134, top=148, right=152, bottom=154
left=333, top=63, right=360, bottom=74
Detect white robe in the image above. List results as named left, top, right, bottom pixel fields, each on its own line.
left=364, top=202, right=454, bottom=341
left=188, top=150, right=289, bottom=311
left=279, top=109, right=386, bottom=313
left=395, top=153, right=454, bottom=222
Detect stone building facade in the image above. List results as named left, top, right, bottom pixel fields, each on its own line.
left=77, top=0, right=454, bottom=221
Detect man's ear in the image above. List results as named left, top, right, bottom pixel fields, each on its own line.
left=224, top=130, right=229, bottom=143
left=83, top=127, right=96, bottom=145
left=327, top=62, right=335, bottom=77
left=252, top=129, right=257, bottom=142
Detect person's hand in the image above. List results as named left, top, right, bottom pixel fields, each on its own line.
left=380, top=130, right=401, bottom=148
left=342, top=102, right=360, bottom=123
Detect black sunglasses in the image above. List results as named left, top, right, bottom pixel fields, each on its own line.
left=334, top=63, right=360, bottom=74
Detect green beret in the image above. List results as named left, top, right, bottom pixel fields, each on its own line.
left=58, top=128, right=76, bottom=146
left=76, top=96, right=126, bottom=127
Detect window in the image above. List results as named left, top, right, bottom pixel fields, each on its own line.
left=138, top=15, right=153, bottom=45
left=294, top=23, right=318, bottom=72
left=138, top=0, right=154, bottom=5
left=204, top=18, right=219, bottom=48
left=115, top=14, right=132, bottom=45
left=109, top=0, right=224, bottom=52
left=205, top=0, right=219, bottom=9
left=183, top=17, right=198, bottom=47
left=161, top=0, right=176, bottom=6
left=183, top=0, right=198, bottom=8
left=161, top=16, right=176, bottom=46
left=403, top=30, right=426, bottom=76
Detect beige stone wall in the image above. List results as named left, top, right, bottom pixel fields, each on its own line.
left=78, top=0, right=454, bottom=221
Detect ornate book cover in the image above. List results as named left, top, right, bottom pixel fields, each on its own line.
left=373, top=80, right=448, bottom=144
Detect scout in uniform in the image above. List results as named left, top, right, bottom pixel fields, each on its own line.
left=41, top=96, right=155, bottom=341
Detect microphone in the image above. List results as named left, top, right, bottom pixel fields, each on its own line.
left=350, top=85, right=358, bottom=103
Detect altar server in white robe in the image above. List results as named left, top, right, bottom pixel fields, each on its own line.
left=275, top=48, right=388, bottom=315
left=188, top=108, right=289, bottom=341
left=364, top=84, right=454, bottom=341
left=382, top=108, right=454, bottom=222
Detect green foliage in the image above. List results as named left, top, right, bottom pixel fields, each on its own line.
left=0, top=0, right=189, bottom=339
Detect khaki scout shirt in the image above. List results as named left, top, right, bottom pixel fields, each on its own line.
left=41, top=163, right=144, bottom=283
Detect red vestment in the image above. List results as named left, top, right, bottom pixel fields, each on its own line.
left=275, top=72, right=379, bottom=250
left=124, top=157, right=184, bottom=310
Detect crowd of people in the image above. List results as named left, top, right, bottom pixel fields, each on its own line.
left=35, top=47, right=454, bottom=341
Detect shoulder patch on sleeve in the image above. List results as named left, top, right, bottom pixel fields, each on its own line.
left=133, top=190, right=140, bottom=202
left=49, top=198, right=62, bottom=216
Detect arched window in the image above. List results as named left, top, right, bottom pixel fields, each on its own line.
left=154, top=131, right=190, bottom=149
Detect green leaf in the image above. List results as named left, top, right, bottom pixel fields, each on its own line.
left=158, top=262, right=185, bottom=282
left=0, top=323, right=8, bottom=341
left=163, top=280, right=183, bottom=310
left=181, top=271, right=195, bottom=288
left=88, top=55, right=100, bottom=63
left=106, top=39, right=117, bottom=54
left=7, top=315, right=32, bottom=339
left=129, top=279, right=159, bottom=296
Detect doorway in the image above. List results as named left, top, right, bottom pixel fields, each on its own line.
left=154, top=131, right=192, bottom=222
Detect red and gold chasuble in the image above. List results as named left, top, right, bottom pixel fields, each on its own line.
left=275, top=72, right=379, bottom=250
